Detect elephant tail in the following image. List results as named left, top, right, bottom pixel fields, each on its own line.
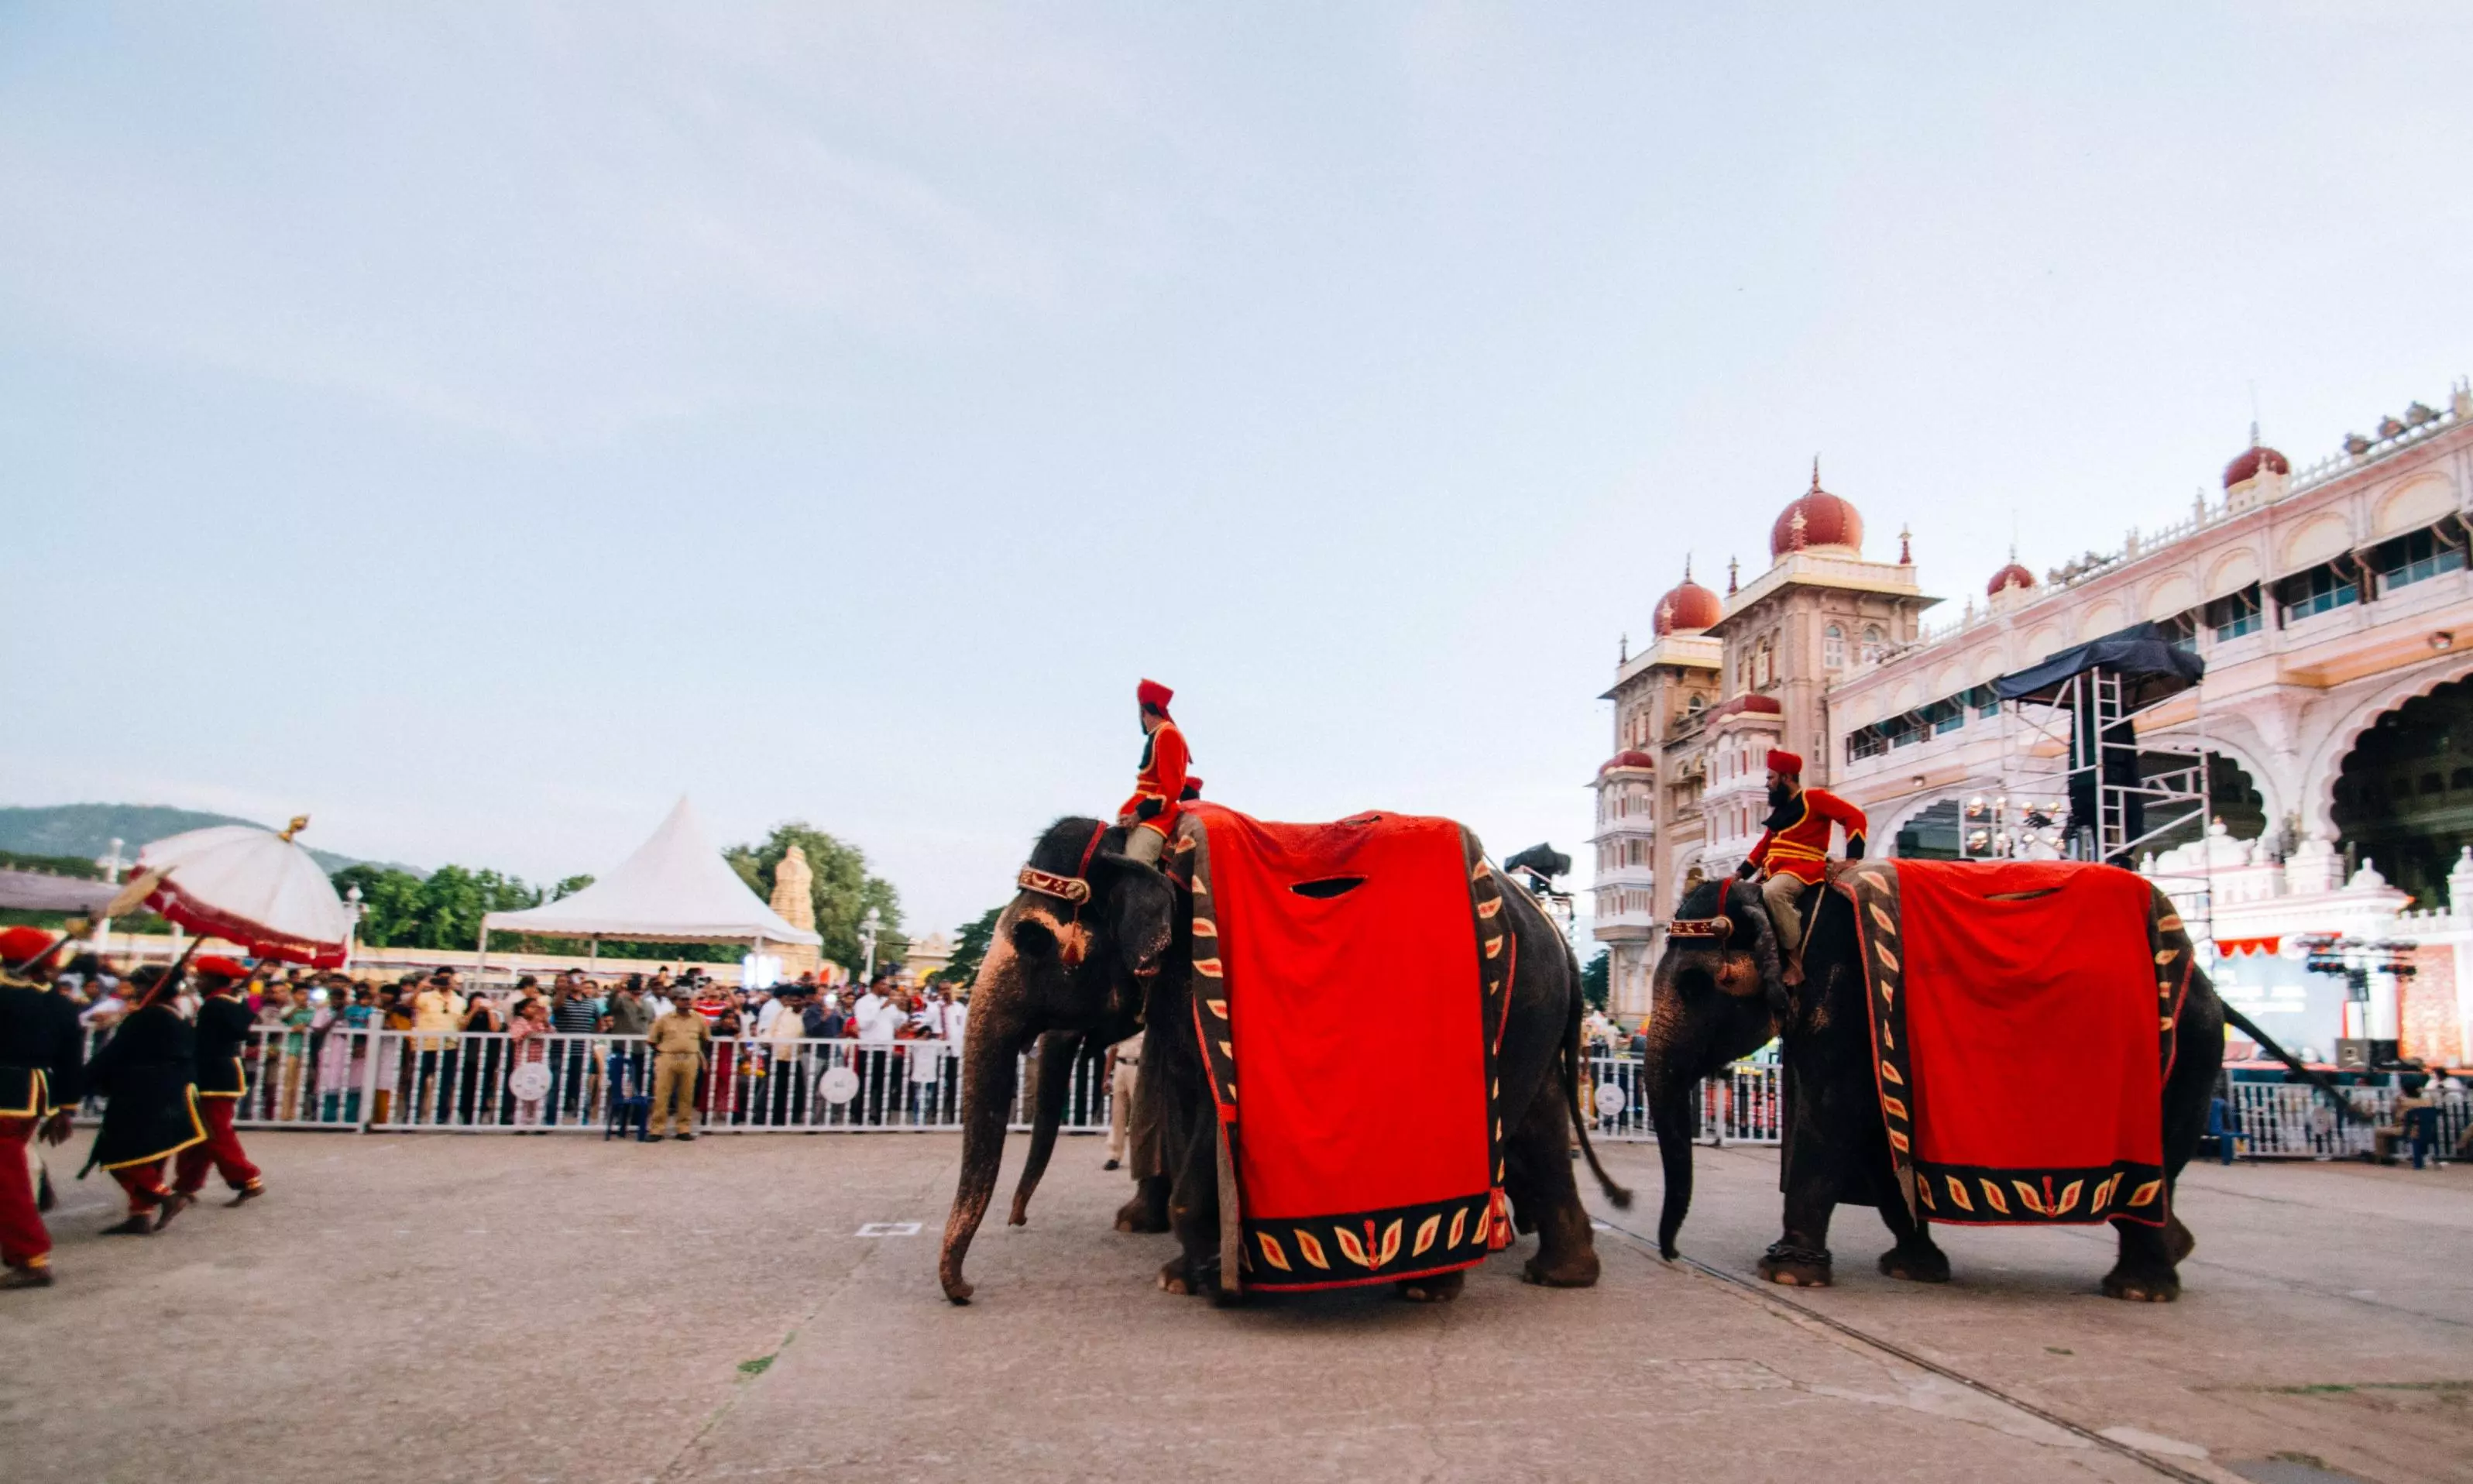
left=1559, top=933, right=1633, bottom=1211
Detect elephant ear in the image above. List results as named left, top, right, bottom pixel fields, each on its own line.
left=1091, top=854, right=1176, bottom=981
left=1723, top=879, right=1785, bottom=1007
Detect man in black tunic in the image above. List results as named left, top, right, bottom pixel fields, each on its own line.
left=84, top=966, right=206, bottom=1235
left=174, top=957, right=265, bottom=1206
left=1, top=927, right=85, bottom=1288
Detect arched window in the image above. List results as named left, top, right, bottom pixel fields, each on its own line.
left=1824, top=623, right=1846, bottom=670
left=1687, top=693, right=1706, bottom=715
left=1861, top=624, right=1887, bottom=664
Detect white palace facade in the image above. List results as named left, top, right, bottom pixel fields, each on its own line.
left=1593, top=380, right=2473, bottom=1068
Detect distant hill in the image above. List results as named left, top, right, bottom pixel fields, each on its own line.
left=0, top=804, right=391, bottom=877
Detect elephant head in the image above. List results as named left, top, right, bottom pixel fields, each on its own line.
left=1639, top=876, right=1785, bottom=1259
left=939, top=817, right=1179, bottom=1303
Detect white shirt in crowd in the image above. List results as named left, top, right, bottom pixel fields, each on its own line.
left=945, top=1001, right=967, bottom=1046
left=854, top=991, right=902, bottom=1044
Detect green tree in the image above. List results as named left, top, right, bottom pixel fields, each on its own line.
left=330, top=864, right=428, bottom=948
left=551, top=874, right=594, bottom=901
left=723, top=822, right=905, bottom=974
left=1581, top=948, right=1609, bottom=1012
left=934, top=906, right=1003, bottom=988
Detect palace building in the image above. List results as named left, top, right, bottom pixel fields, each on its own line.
left=1594, top=380, right=2473, bottom=1069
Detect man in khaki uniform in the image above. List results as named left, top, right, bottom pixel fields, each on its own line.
left=644, top=1004, right=712, bottom=1141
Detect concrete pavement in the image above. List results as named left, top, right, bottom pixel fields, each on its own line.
left=5, top=1129, right=2466, bottom=1483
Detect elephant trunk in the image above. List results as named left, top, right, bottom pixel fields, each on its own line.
left=1645, top=1069, right=1696, bottom=1260
left=939, top=955, right=1032, bottom=1304
left=1007, top=1029, right=1085, bottom=1226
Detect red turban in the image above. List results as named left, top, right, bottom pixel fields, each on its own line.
left=1137, top=678, right=1174, bottom=715
left=1765, top=749, right=1803, bottom=776
left=195, top=955, right=251, bottom=981
left=0, top=926, right=61, bottom=965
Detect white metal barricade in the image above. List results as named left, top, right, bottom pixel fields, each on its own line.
left=1579, top=1054, right=1781, bottom=1146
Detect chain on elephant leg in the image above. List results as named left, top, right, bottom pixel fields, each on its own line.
left=1758, top=1197, right=1836, bottom=1286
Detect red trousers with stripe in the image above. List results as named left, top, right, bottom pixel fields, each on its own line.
left=176, top=1098, right=262, bottom=1195
left=112, top=1159, right=170, bottom=1215
left=0, top=1116, right=48, bottom=1269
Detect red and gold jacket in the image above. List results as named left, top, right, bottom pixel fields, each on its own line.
left=1748, top=788, right=1867, bottom=885
left=1118, top=722, right=1191, bottom=838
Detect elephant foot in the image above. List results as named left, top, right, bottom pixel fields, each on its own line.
left=1520, top=1249, right=1601, bottom=1287
left=2166, top=1214, right=2197, bottom=1264
left=1157, top=1255, right=1194, bottom=1295
left=1115, top=1193, right=1170, bottom=1234
left=2100, top=1264, right=2180, bottom=1303
left=1398, top=1270, right=1465, bottom=1303
left=1877, top=1242, right=1950, bottom=1284
left=1757, top=1242, right=1833, bottom=1288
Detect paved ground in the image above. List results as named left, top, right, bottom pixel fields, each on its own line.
left=7, top=1129, right=2468, bottom=1484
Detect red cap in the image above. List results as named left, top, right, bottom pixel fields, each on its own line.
left=0, top=926, right=61, bottom=965
left=1137, top=678, right=1174, bottom=714
left=1765, top=749, right=1803, bottom=776
left=195, top=955, right=251, bottom=981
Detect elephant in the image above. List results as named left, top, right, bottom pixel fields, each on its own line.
left=939, top=816, right=1632, bottom=1305
left=1639, top=874, right=2226, bottom=1302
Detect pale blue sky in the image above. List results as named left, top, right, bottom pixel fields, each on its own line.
left=5, top=4, right=2470, bottom=938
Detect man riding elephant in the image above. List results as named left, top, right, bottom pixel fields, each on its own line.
left=1118, top=679, right=1190, bottom=867
left=1734, top=749, right=1865, bottom=982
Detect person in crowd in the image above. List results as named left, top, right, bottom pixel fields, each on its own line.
left=642, top=993, right=711, bottom=1141
left=76, top=972, right=129, bottom=1032
left=692, top=981, right=730, bottom=1023
left=603, top=975, right=652, bottom=1039
left=706, top=1002, right=747, bottom=1124
left=84, top=965, right=205, bottom=1235
left=807, top=990, right=846, bottom=1042
left=854, top=974, right=902, bottom=1123
left=0, top=926, right=85, bottom=1289
left=409, top=970, right=465, bottom=1124
left=275, top=981, right=317, bottom=1119
left=174, top=957, right=265, bottom=1208
left=761, top=983, right=810, bottom=1126
left=548, top=975, right=600, bottom=1125
left=1104, top=1029, right=1143, bottom=1171
left=507, top=998, right=551, bottom=1129
left=458, top=988, right=506, bottom=1123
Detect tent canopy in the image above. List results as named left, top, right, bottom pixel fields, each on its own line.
left=481, top=797, right=821, bottom=946
left=1993, top=620, right=2207, bottom=709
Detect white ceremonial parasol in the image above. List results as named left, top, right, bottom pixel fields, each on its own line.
left=106, top=815, right=353, bottom=969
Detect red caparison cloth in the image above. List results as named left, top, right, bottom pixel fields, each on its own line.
left=1194, top=806, right=1489, bottom=1225
left=1892, top=860, right=2163, bottom=1182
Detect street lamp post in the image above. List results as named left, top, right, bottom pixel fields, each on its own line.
left=91, top=836, right=127, bottom=950
left=342, top=883, right=367, bottom=973
left=858, top=905, right=883, bottom=986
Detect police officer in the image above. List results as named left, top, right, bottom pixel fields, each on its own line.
left=644, top=996, right=712, bottom=1141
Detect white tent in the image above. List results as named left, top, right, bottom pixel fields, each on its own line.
left=479, top=798, right=821, bottom=964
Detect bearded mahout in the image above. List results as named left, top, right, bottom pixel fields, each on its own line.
left=1642, top=861, right=2231, bottom=1302
left=937, top=809, right=1630, bottom=1305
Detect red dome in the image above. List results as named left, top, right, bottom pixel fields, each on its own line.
left=2223, top=441, right=2289, bottom=488
left=1987, top=561, right=2036, bottom=597
left=1653, top=575, right=1723, bottom=635
left=1600, top=750, right=1657, bottom=775
left=1770, top=460, right=1863, bottom=558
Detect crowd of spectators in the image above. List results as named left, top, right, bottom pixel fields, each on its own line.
left=50, top=955, right=969, bottom=1132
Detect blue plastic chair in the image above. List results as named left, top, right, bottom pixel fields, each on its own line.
left=605, top=1046, right=651, bottom=1142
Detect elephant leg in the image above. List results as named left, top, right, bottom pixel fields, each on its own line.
left=1503, top=1077, right=1600, bottom=1288
left=1397, top=1269, right=1465, bottom=1304
left=2103, top=1213, right=2182, bottom=1302
left=1757, top=1166, right=1838, bottom=1288
left=1115, top=1173, right=1172, bottom=1234
left=1162, top=1115, right=1223, bottom=1299
left=1873, top=1190, right=1949, bottom=1283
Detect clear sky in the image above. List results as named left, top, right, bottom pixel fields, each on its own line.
left=5, top=5, right=2470, bottom=940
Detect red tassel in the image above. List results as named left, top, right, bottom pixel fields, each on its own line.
left=1486, top=1187, right=1510, bottom=1252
